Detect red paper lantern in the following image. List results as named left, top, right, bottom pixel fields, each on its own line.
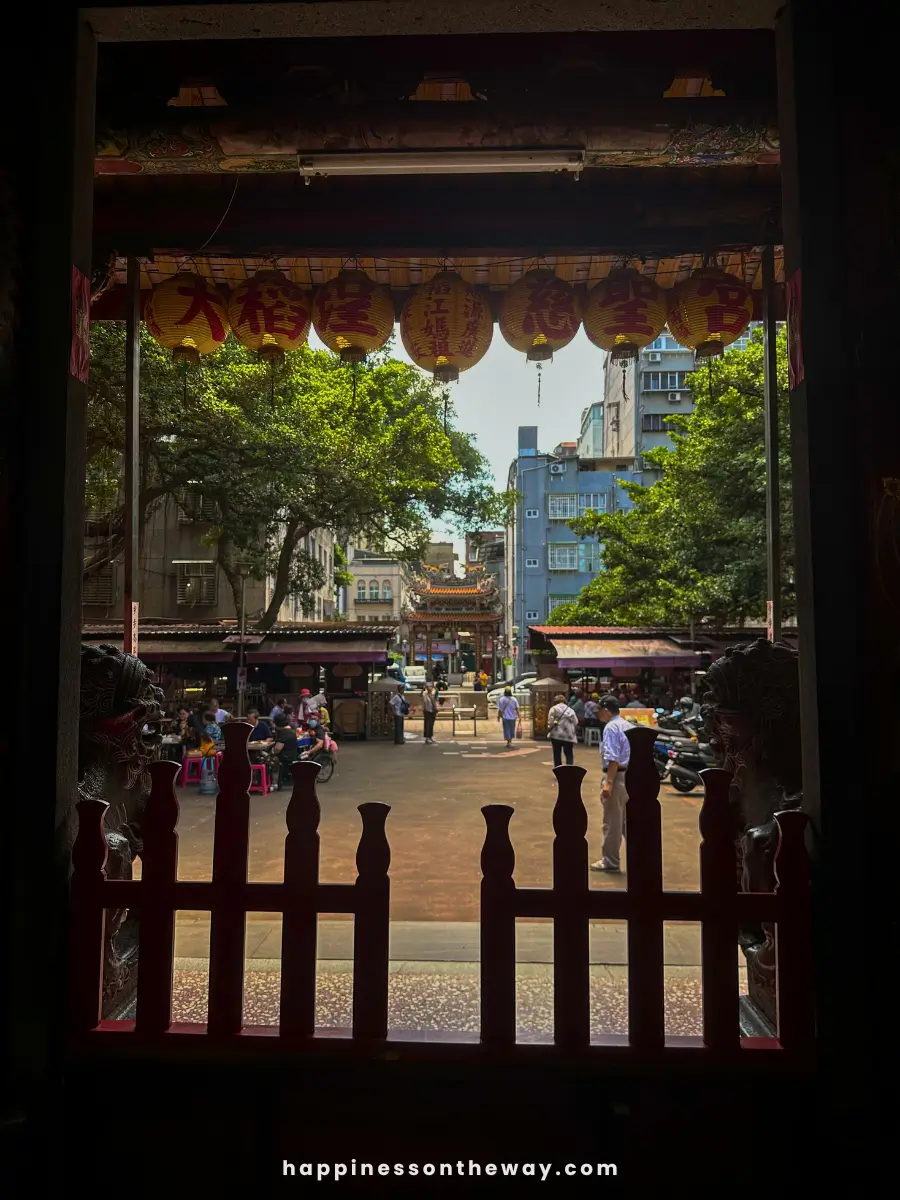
left=145, top=271, right=230, bottom=364
left=400, top=270, right=493, bottom=383
left=666, top=267, right=754, bottom=357
left=582, top=267, right=669, bottom=363
left=312, top=268, right=394, bottom=364
left=227, top=269, right=310, bottom=364
left=499, top=268, right=581, bottom=361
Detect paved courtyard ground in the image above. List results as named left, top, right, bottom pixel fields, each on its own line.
left=159, top=732, right=746, bottom=1037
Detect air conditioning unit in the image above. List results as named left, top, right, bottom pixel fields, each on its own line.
left=667, top=392, right=682, bottom=403
left=647, top=352, right=662, bottom=362
left=549, top=463, right=566, bottom=474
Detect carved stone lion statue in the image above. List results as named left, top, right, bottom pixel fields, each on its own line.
left=79, top=643, right=164, bottom=1017
left=701, top=638, right=803, bottom=1029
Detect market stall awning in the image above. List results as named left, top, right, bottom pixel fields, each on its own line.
left=549, top=637, right=702, bottom=670
left=81, top=637, right=233, bottom=662
left=246, top=637, right=390, bottom=664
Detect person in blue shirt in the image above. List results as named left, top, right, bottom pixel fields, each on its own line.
left=202, top=711, right=222, bottom=744
left=247, top=709, right=271, bottom=741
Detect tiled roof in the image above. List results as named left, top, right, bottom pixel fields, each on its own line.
left=82, top=620, right=398, bottom=637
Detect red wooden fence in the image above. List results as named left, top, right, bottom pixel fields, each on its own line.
left=69, top=721, right=814, bottom=1057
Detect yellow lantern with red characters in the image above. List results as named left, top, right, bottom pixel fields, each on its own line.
left=312, top=268, right=394, bottom=364
left=145, top=271, right=230, bottom=364
left=227, top=269, right=310, bottom=364
left=400, top=270, right=493, bottom=383
left=666, top=267, right=754, bottom=358
left=582, top=267, right=669, bottom=363
left=499, top=268, right=581, bottom=362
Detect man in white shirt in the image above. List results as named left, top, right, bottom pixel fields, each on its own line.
left=590, top=695, right=632, bottom=874
left=215, top=704, right=230, bottom=725
left=389, top=685, right=407, bottom=745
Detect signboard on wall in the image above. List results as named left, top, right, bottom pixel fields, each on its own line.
left=237, top=667, right=248, bottom=692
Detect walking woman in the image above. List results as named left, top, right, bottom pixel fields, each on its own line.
left=546, top=692, right=578, bottom=766
left=497, top=687, right=520, bottom=748
left=422, top=684, right=437, bottom=744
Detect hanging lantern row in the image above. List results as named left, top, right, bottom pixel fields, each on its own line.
left=144, top=264, right=754, bottom=372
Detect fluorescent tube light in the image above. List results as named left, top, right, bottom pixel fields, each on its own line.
left=298, top=150, right=584, bottom=177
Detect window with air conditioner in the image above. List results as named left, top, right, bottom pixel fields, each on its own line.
left=525, top=508, right=540, bottom=519
left=82, top=563, right=114, bottom=606
left=525, top=557, right=539, bottom=568
left=525, top=610, right=540, bottom=621
left=176, top=489, right=218, bottom=523
left=647, top=351, right=662, bottom=362
left=549, top=462, right=566, bottom=474
left=548, top=543, right=578, bottom=570
left=177, top=562, right=217, bottom=605
left=548, top=493, right=578, bottom=520
left=667, top=392, right=682, bottom=403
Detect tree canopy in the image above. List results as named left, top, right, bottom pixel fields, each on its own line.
left=86, top=326, right=510, bottom=627
left=549, top=328, right=794, bottom=628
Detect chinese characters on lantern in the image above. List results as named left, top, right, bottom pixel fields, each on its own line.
left=596, top=276, right=660, bottom=337
left=521, top=283, right=578, bottom=341
left=316, top=278, right=380, bottom=340
left=236, top=282, right=307, bottom=341
left=174, top=277, right=228, bottom=343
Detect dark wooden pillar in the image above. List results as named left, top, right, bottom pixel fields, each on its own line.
left=777, top=0, right=891, bottom=1182
left=1, top=5, right=96, bottom=1176
left=123, top=256, right=141, bottom=653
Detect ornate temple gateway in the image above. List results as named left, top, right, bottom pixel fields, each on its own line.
left=403, top=564, right=502, bottom=676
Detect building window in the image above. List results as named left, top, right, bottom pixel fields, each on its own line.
left=357, top=580, right=366, bottom=601
left=648, top=334, right=685, bottom=351
left=642, top=371, right=688, bottom=391
left=176, top=490, right=218, bottom=523
left=548, top=543, right=578, bottom=570
left=548, top=493, right=578, bottom=520
left=525, top=610, right=540, bottom=620
left=382, top=581, right=392, bottom=600
left=525, top=557, right=539, bottom=568
left=82, top=563, right=114, bottom=606
left=578, top=493, right=606, bottom=514
left=176, top=562, right=217, bottom=605
left=548, top=593, right=576, bottom=615
left=641, top=413, right=674, bottom=432
left=578, top=543, right=601, bottom=572
left=369, top=581, right=380, bottom=600
left=524, top=508, right=540, bottom=519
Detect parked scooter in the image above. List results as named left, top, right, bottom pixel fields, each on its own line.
left=667, top=741, right=716, bottom=793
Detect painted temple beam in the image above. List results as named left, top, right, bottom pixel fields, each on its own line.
left=95, top=99, right=779, bottom=177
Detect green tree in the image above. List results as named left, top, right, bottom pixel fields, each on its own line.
left=86, top=326, right=511, bottom=628
left=551, top=328, right=793, bottom=628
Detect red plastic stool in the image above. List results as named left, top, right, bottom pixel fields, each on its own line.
left=180, top=756, right=203, bottom=786
left=249, top=762, right=269, bottom=795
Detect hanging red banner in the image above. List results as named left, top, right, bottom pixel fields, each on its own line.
left=70, top=266, right=91, bottom=383
left=785, top=268, right=804, bottom=389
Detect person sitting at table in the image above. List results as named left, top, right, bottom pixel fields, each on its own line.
left=199, top=711, right=222, bottom=757
left=269, top=697, right=287, bottom=721
left=176, top=706, right=198, bottom=746
left=272, top=714, right=299, bottom=762
left=247, top=708, right=271, bottom=741
left=282, top=705, right=298, bottom=729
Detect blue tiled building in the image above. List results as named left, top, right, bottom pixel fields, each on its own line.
left=505, top=422, right=639, bottom=670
